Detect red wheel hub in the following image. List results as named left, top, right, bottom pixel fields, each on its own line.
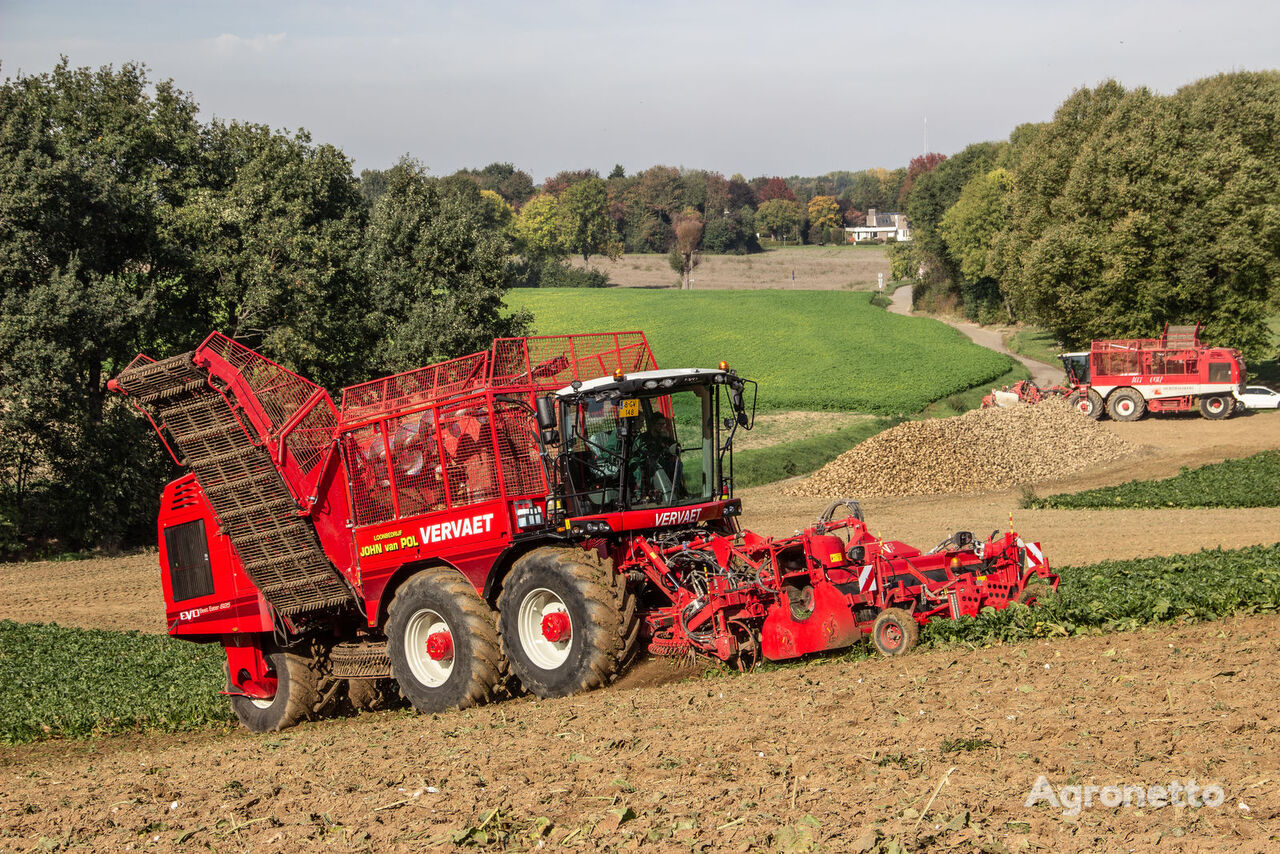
left=541, top=611, right=571, bottom=643
left=880, top=624, right=902, bottom=649
left=426, top=630, right=454, bottom=661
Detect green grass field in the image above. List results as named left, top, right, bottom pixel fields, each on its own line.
left=1004, top=327, right=1064, bottom=365
left=507, top=289, right=1013, bottom=415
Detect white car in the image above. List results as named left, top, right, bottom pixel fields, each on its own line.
left=1233, top=385, right=1280, bottom=410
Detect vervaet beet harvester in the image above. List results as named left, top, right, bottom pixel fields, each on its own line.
left=111, top=331, right=1056, bottom=731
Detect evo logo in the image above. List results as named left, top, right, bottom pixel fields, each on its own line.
left=178, top=601, right=231, bottom=622
left=420, top=512, right=496, bottom=545
left=654, top=508, right=701, bottom=526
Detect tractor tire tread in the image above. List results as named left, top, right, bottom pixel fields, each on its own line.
left=871, top=607, right=920, bottom=657
left=229, top=648, right=320, bottom=733
left=387, top=566, right=503, bottom=713
left=1107, top=388, right=1145, bottom=422
left=498, top=546, right=638, bottom=698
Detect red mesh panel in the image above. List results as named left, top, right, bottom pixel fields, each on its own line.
left=490, top=332, right=657, bottom=391
left=340, top=352, right=489, bottom=423
left=438, top=396, right=500, bottom=508
left=386, top=410, right=446, bottom=518
left=202, top=333, right=321, bottom=429
left=287, top=402, right=338, bottom=474
left=493, top=400, right=545, bottom=498
left=342, top=425, right=395, bottom=526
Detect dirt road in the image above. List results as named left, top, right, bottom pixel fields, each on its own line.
left=890, top=285, right=1062, bottom=387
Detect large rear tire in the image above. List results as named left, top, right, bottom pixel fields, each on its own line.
left=1107, top=388, right=1145, bottom=422
left=386, top=566, right=503, bottom=714
left=228, top=648, right=319, bottom=733
left=498, top=547, right=638, bottom=698
left=871, top=608, right=919, bottom=657
left=1199, top=395, right=1232, bottom=420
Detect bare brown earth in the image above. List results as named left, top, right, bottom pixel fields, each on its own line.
left=2, top=616, right=1277, bottom=851
left=573, top=246, right=891, bottom=290
left=2, top=412, right=1280, bottom=851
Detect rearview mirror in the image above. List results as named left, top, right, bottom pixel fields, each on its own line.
left=535, top=396, right=559, bottom=445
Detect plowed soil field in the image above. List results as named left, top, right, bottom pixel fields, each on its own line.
left=3, top=411, right=1280, bottom=851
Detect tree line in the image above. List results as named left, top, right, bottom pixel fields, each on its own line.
left=892, top=71, right=1280, bottom=357
left=0, top=59, right=910, bottom=553
left=4, top=58, right=1275, bottom=554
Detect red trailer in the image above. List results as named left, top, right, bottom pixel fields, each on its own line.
left=112, top=332, right=1055, bottom=731
left=1061, top=324, right=1245, bottom=420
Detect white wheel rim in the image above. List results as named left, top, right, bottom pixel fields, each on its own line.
left=403, top=608, right=455, bottom=688
left=518, top=587, right=572, bottom=670
left=248, top=694, right=274, bottom=710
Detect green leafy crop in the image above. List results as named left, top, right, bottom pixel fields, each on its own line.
left=1025, top=450, right=1280, bottom=510
left=923, top=543, right=1280, bottom=646
left=0, top=621, right=231, bottom=743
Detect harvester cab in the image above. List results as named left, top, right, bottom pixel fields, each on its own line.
left=541, top=366, right=756, bottom=528
left=1059, top=352, right=1090, bottom=386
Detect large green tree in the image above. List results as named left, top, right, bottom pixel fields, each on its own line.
left=557, top=177, right=620, bottom=263
left=938, top=168, right=1014, bottom=319
left=177, top=121, right=371, bottom=387
left=754, top=198, right=802, bottom=241
left=0, top=59, right=203, bottom=548
left=363, top=158, right=531, bottom=370
left=513, top=193, right=568, bottom=261
left=995, top=74, right=1280, bottom=353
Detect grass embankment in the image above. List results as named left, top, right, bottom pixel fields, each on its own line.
left=7, top=543, right=1280, bottom=744
left=732, top=418, right=897, bottom=488
left=1004, top=327, right=1064, bottom=366
left=1025, top=449, right=1280, bottom=510
left=511, top=288, right=1016, bottom=484
left=511, top=288, right=1018, bottom=485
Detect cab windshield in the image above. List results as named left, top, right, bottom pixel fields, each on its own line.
left=565, top=387, right=716, bottom=514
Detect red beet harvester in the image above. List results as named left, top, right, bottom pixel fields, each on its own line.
left=111, top=331, right=1056, bottom=731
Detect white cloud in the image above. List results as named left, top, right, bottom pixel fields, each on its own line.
left=209, top=33, right=287, bottom=54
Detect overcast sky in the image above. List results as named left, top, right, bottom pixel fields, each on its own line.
left=3, top=1, right=1278, bottom=182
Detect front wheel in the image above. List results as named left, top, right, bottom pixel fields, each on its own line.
left=498, top=547, right=637, bottom=698
left=1199, top=395, right=1232, bottom=420
left=228, top=648, right=319, bottom=733
left=386, top=567, right=503, bottom=714
left=871, top=608, right=919, bottom=657
left=1071, top=388, right=1104, bottom=420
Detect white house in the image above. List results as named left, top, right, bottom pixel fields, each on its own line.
left=846, top=208, right=911, bottom=242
